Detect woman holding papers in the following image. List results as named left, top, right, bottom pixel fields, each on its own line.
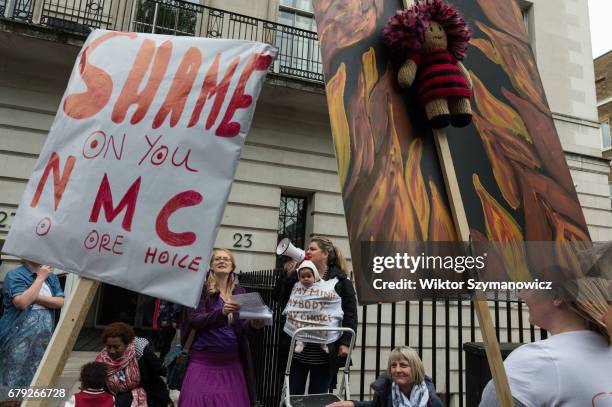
left=178, top=248, right=265, bottom=407
left=276, top=236, right=358, bottom=395
left=0, top=261, right=64, bottom=388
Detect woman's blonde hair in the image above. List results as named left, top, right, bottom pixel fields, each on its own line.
left=387, top=346, right=425, bottom=385
left=206, top=248, right=237, bottom=297
left=310, top=236, right=348, bottom=275
left=558, top=277, right=611, bottom=344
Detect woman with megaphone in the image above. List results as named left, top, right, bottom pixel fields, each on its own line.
left=274, top=236, right=358, bottom=396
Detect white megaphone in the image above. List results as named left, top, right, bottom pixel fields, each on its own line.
left=276, top=238, right=305, bottom=263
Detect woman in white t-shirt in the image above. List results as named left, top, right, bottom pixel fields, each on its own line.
left=479, top=278, right=611, bottom=407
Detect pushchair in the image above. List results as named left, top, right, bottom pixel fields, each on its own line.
left=280, top=327, right=356, bottom=407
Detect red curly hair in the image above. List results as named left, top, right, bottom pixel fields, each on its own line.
left=101, top=322, right=135, bottom=345
left=383, top=0, right=471, bottom=61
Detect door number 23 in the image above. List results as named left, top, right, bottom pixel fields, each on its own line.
left=0, top=210, right=16, bottom=229
left=233, top=233, right=253, bottom=248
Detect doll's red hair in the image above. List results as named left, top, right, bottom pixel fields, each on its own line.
left=383, top=0, right=471, bottom=62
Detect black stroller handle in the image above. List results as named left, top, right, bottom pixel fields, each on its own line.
left=282, top=327, right=357, bottom=407
left=285, top=327, right=357, bottom=375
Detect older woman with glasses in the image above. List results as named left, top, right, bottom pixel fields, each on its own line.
left=327, top=346, right=442, bottom=407
left=178, top=248, right=265, bottom=407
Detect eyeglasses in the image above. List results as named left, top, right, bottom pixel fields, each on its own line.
left=213, top=257, right=232, bottom=263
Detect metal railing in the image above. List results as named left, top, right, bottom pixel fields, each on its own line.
left=2, top=0, right=37, bottom=21
left=238, top=269, right=547, bottom=407
left=238, top=269, right=287, bottom=407
left=1, top=0, right=324, bottom=84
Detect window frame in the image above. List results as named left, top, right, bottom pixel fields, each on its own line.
left=601, top=119, right=611, bottom=150
left=275, top=0, right=321, bottom=78
left=276, top=194, right=308, bottom=268
left=131, top=0, right=198, bottom=36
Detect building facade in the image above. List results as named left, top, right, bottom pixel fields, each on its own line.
left=0, top=0, right=610, bottom=404
left=594, top=50, right=612, bottom=196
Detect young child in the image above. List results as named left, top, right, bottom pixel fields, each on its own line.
left=64, top=361, right=114, bottom=407
left=293, top=260, right=326, bottom=353
left=285, top=260, right=343, bottom=354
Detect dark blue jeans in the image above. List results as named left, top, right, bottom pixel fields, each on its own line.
left=289, top=359, right=332, bottom=395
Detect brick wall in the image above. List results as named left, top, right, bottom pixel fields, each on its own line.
left=595, top=51, right=612, bottom=187
left=595, top=51, right=612, bottom=123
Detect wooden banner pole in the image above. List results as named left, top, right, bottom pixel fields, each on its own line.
left=398, top=0, right=513, bottom=402
left=22, top=276, right=100, bottom=407
left=434, top=129, right=514, bottom=406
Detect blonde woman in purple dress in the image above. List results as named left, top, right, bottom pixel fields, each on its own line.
left=178, top=248, right=265, bottom=407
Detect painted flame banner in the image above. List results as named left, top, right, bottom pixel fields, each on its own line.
left=312, top=0, right=592, bottom=303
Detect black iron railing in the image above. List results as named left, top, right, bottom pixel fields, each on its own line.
left=238, top=269, right=546, bottom=407
left=1, top=0, right=324, bottom=84
left=2, top=0, right=36, bottom=21
left=238, top=269, right=287, bottom=407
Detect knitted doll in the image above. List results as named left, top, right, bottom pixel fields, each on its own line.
left=383, top=0, right=473, bottom=129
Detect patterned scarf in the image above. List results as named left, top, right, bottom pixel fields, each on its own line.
left=96, top=338, right=149, bottom=407
left=391, top=381, right=429, bottom=407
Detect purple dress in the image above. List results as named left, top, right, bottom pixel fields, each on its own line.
left=178, top=285, right=255, bottom=407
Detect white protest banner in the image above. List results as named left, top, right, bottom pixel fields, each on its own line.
left=4, top=30, right=276, bottom=307
left=283, top=278, right=344, bottom=343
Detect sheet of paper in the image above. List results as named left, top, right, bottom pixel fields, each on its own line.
left=232, top=292, right=273, bottom=325
left=232, top=292, right=265, bottom=307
